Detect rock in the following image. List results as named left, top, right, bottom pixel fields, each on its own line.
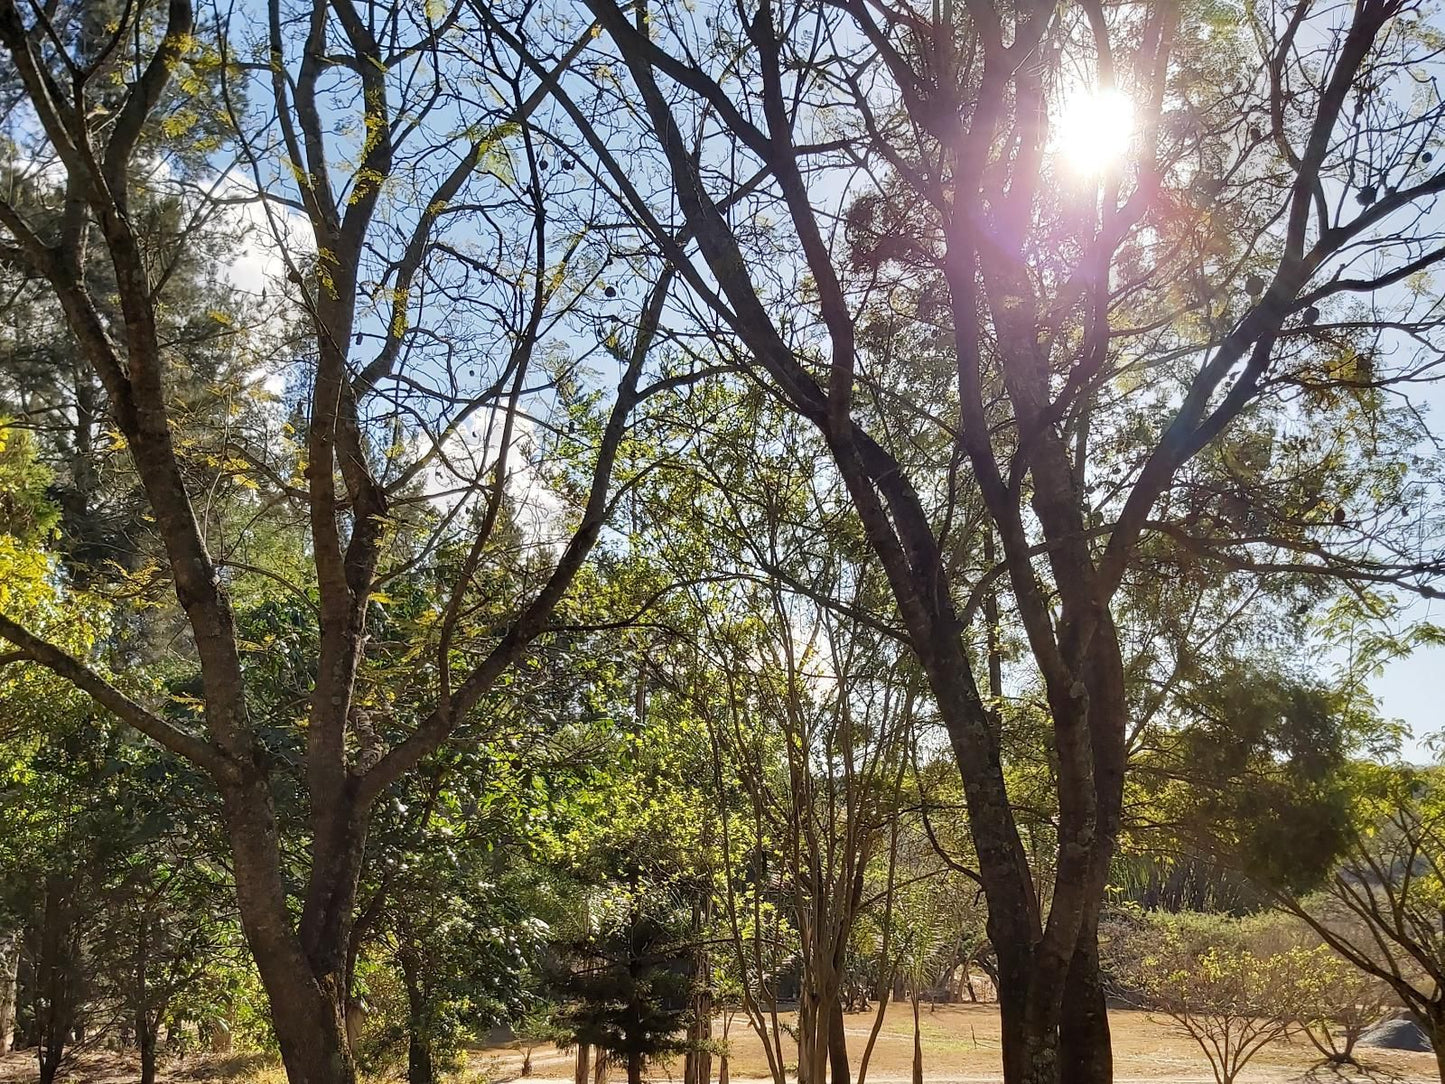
left=1359, top=1017, right=1433, bottom=1051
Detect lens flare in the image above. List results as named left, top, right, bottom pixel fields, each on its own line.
left=1056, top=88, right=1135, bottom=176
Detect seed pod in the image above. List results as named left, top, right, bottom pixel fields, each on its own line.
left=539, top=158, right=549, bottom=170
left=1424, top=150, right=1435, bottom=163
left=605, top=285, right=617, bottom=298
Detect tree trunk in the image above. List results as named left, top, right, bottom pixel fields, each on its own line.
left=399, top=949, right=435, bottom=1084
left=910, top=989, right=922, bottom=1084
left=594, top=1049, right=610, bottom=1084
left=0, top=932, right=16, bottom=1054
left=138, top=1015, right=159, bottom=1084
left=797, top=987, right=832, bottom=1084
left=37, top=1045, right=63, bottom=1084
left=1057, top=629, right=1126, bottom=1084
left=33, top=876, right=79, bottom=1084
left=984, top=890, right=1056, bottom=1084
left=828, top=997, right=850, bottom=1084
left=1427, top=1016, right=1445, bottom=1084
left=408, top=1030, right=437, bottom=1084
left=685, top=896, right=712, bottom=1084
left=1058, top=919, right=1112, bottom=1084
left=224, top=782, right=358, bottom=1084
left=627, top=1050, right=643, bottom=1084
left=575, top=1042, right=592, bottom=1084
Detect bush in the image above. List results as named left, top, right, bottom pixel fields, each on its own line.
left=1294, top=947, right=1396, bottom=1066
left=1107, top=912, right=1312, bottom=1084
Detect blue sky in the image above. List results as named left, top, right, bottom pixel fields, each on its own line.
left=1374, top=635, right=1443, bottom=762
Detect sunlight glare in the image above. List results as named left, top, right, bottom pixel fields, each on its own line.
left=1056, top=88, right=1135, bottom=176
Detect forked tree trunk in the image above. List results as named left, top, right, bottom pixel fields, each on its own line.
left=33, top=877, right=79, bottom=1084
left=797, top=987, right=833, bottom=1084
left=248, top=947, right=354, bottom=1084
left=225, top=783, right=360, bottom=1084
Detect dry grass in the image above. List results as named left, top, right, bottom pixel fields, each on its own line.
left=0, top=1007, right=1436, bottom=1083
left=0, top=1049, right=281, bottom=1084
left=476, top=1005, right=1441, bottom=1084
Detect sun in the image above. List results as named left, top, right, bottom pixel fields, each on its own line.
left=1056, top=87, right=1135, bottom=176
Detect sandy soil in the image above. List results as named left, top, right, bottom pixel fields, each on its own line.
left=0, top=1005, right=1437, bottom=1083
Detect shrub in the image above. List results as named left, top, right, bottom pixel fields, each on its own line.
left=1108, top=913, right=1312, bottom=1084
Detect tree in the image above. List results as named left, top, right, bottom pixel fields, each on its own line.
left=516, top=1002, right=567, bottom=1076
left=1272, top=768, right=1445, bottom=1083
left=680, top=567, right=912, bottom=1084
left=497, top=0, right=1445, bottom=1078
left=1295, top=949, right=1395, bottom=1068
left=353, top=738, right=574, bottom=1084
left=550, top=909, right=694, bottom=1084
left=0, top=3, right=692, bottom=1083
left=1111, top=914, right=1311, bottom=1084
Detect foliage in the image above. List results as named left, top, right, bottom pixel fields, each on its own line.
left=1107, top=912, right=1313, bottom=1084
left=0, top=2, right=1443, bottom=1084
left=548, top=908, right=694, bottom=1084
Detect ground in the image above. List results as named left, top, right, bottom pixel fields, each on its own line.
left=0, top=1006, right=1437, bottom=1083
